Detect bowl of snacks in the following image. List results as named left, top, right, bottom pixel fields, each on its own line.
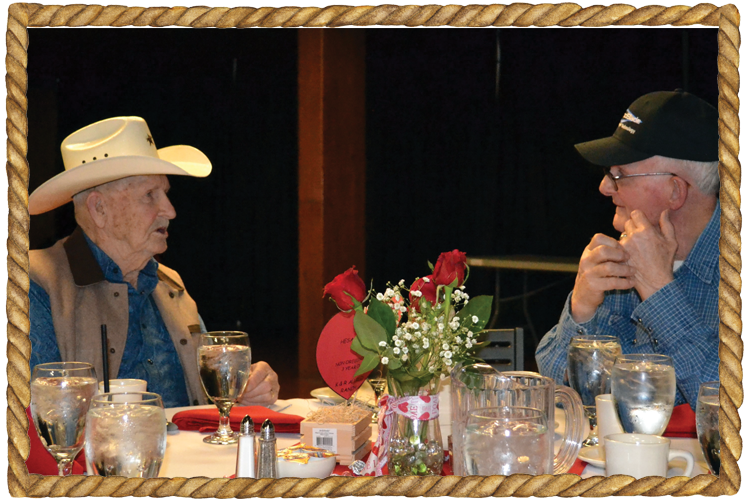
left=277, top=445, right=337, bottom=478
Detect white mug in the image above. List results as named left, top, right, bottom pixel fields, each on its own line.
left=98, top=379, right=148, bottom=402
left=595, top=394, right=624, bottom=443
left=604, top=433, right=695, bottom=479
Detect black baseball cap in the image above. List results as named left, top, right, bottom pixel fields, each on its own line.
left=575, top=90, right=718, bottom=167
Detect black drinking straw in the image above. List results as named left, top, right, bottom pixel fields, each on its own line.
left=101, top=325, right=110, bottom=393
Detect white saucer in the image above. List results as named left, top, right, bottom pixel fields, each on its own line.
left=578, top=445, right=605, bottom=468
left=310, top=387, right=345, bottom=405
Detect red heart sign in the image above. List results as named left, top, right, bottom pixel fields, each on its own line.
left=316, top=312, right=371, bottom=400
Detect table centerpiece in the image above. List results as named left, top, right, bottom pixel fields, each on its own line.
left=323, top=250, right=492, bottom=476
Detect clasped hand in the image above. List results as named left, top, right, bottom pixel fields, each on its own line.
left=571, top=210, right=677, bottom=323
left=237, top=361, right=280, bottom=406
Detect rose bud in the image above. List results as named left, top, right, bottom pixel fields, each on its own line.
left=432, top=250, right=467, bottom=287
left=323, top=266, right=367, bottom=311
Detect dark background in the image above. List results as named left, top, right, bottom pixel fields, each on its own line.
left=27, top=28, right=719, bottom=389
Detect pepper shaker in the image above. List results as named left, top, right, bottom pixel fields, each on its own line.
left=256, top=419, right=278, bottom=478
left=235, top=415, right=256, bottom=478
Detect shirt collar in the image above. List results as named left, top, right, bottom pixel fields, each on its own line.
left=64, top=227, right=159, bottom=292
left=679, top=202, right=720, bottom=284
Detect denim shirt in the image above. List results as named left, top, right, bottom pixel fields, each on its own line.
left=536, top=203, right=720, bottom=410
left=29, top=232, right=191, bottom=408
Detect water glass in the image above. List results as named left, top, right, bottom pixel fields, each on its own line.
left=696, top=381, right=720, bottom=475
left=464, top=406, right=551, bottom=475
left=198, top=331, right=252, bottom=444
left=611, top=354, right=676, bottom=435
left=567, top=335, right=621, bottom=446
left=85, top=392, right=166, bottom=478
left=30, top=361, right=98, bottom=476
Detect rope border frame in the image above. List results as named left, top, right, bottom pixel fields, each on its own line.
left=4, top=2, right=741, bottom=497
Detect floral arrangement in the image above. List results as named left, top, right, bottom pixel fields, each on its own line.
left=323, top=249, right=492, bottom=397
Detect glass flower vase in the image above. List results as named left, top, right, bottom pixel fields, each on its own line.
left=386, top=380, right=443, bottom=476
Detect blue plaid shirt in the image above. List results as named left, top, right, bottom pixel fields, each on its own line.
left=536, top=203, right=720, bottom=410
left=29, top=231, right=191, bottom=408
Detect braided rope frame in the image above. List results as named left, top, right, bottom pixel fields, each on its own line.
left=5, top=2, right=741, bottom=497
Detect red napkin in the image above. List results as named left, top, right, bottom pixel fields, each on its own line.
left=25, top=406, right=87, bottom=476
left=172, top=406, right=304, bottom=434
left=662, top=403, right=697, bottom=438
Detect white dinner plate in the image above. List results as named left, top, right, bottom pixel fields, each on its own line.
left=310, top=387, right=346, bottom=405
left=578, top=445, right=605, bottom=468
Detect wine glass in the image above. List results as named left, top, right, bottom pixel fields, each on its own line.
left=566, top=335, right=621, bottom=446
left=696, top=381, right=720, bottom=475
left=368, top=365, right=388, bottom=422
left=30, top=361, right=98, bottom=476
left=85, top=392, right=166, bottom=477
left=611, top=353, right=676, bottom=435
left=197, top=331, right=252, bottom=444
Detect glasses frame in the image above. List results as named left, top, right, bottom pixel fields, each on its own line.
left=602, top=168, right=677, bottom=191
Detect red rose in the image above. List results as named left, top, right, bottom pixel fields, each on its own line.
left=410, top=275, right=437, bottom=312
left=432, top=250, right=467, bottom=287
left=323, top=266, right=367, bottom=311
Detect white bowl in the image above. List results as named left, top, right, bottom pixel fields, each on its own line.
left=276, top=455, right=336, bottom=478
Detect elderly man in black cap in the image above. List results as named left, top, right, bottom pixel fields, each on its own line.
left=536, top=90, right=719, bottom=411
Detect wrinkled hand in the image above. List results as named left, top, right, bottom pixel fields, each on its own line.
left=620, top=210, right=677, bottom=301
left=237, top=361, right=280, bottom=406
left=571, top=233, right=635, bottom=323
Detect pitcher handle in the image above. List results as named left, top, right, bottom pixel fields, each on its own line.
left=552, top=385, right=586, bottom=474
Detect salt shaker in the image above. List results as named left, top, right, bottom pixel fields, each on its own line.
left=235, top=415, right=256, bottom=478
left=256, top=419, right=278, bottom=478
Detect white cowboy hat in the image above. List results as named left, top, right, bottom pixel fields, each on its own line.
left=28, top=116, right=212, bottom=215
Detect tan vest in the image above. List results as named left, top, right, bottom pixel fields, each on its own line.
left=29, top=227, right=208, bottom=405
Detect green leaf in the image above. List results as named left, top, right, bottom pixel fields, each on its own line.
left=367, top=299, right=397, bottom=338
left=458, top=295, right=493, bottom=330
left=387, top=357, right=402, bottom=370
left=427, top=260, right=434, bottom=272
left=350, top=334, right=374, bottom=357
left=354, top=353, right=380, bottom=377
left=354, top=310, right=388, bottom=351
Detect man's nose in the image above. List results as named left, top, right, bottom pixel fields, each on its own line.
left=599, top=175, right=616, bottom=196
left=161, top=195, right=177, bottom=219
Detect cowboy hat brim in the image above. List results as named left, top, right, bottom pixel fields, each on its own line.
left=28, top=145, right=211, bottom=215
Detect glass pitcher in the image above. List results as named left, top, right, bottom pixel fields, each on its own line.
left=451, top=364, right=586, bottom=475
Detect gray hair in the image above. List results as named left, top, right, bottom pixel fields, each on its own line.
left=657, top=156, right=719, bottom=196
left=72, top=177, right=132, bottom=223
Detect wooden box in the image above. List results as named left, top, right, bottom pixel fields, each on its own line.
left=300, top=411, right=372, bottom=463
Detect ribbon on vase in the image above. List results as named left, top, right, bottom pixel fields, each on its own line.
left=362, top=393, right=440, bottom=476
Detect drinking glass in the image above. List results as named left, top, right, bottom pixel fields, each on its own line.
left=567, top=335, right=621, bottom=446
left=198, top=331, right=252, bottom=444
left=85, top=392, right=166, bottom=477
left=696, top=381, right=720, bottom=475
left=611, top=353, right=676, bottom=435
left=464, top=406, right=551, bottom=475
left=30, top=361, right=98, bottom=476
left=368, top=365, right=388, bottom=423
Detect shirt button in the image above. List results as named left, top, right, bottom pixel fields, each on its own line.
left=180, top=339, right=188, bottom=345
left=114, top=292, right=120, bottom=297
left=653, top=339, right=659, bottom=346
left=577, top=328, right=584, bottom=334
left=637, top=318, right=643, bottom=323
left=147, top=359, right=154, bottom=365
left=647, top=327, right=653, bottom=333
left=632, top=339, right=638, bottom=345
left=109, top=347, right=116, bottom=354
left=193, top=399, right=199, bottom=405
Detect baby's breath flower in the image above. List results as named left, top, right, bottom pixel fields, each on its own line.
left=381, top=356, right=389, bottom=364
left=438, top=323, right=445, bottom=331
left=442, top=343, right=449, bottom=350
left=402, top=346, right=408, bottom=354
left=379, top=341, right=387, bottom=347
left=445, top=359, right=453, bottom=366
left=444, top=351, right=453, bottom=359
left=400, top=306, right=407, bottom=313
left=423, top=277, right=430, bottom=282
left=395, top=339, right=403, bottom=347
left=429, top=366, right=436, bottom=373
left=472, top=315, right=479, bottom=324
left=412, top=322, right=420, bottom=330
left=393, top=347, right=401, bottom=355
left=455, top=336, right=462, bottom=343
left=398, top=279, right=405, bottom=286
left=385, top=289, right=395, bottom=298
left=377, top=293, right=384, bottom=301
left=404, top=333, right=412, bottom=341
left=401, top=354, right=408, bottom=362
left=467, top=332, right=473, bottom=338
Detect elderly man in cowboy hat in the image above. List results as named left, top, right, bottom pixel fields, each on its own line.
left=536, top=90, right=719, bottom=411
left=28, top=116, right=279, bottom=408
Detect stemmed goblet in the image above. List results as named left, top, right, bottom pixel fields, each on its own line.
left=30, top=361, right=98, bottom=476
left=611, top=353, right=676, bottom=436
left=567, top=335, right=622, bottom=446
left=696, top=381, right=720, bottom=475
left=368, top=365, right=388, bottom=423
left=198, top=331, right=252, bottom=444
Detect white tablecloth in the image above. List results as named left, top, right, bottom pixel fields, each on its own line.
left=161, top=398, right=709, bottom=479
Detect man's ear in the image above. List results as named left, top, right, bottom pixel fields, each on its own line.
left=668, top=176, right=689, bottom=211
left=85, top=191, right=107, bottom=228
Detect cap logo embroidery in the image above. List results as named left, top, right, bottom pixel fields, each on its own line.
left=618, top=109, right=642, bottom=135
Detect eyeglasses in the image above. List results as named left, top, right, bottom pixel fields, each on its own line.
left=602, top=168, right=677, bottom=191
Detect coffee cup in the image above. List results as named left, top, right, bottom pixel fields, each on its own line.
left=604, top=433, right=694, bottom=479
left=595, top=394, right=624, bottom=443
left=98, top=379, right=148, bottom=402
